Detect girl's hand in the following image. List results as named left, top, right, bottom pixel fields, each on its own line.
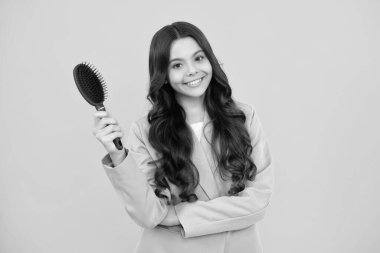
left=160, top=205, right=181, bottom=226
left=93, top=111, right=126, bottom=166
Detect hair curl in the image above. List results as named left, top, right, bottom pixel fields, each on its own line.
left=146, top=21, right=257, bottom=204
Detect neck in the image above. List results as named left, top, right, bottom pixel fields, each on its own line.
left=175, top=94, right=206, bottom=124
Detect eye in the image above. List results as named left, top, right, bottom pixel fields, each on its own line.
left=195, top=55, right=205, bottom=61
left=172, top=63, right=182, bottom=69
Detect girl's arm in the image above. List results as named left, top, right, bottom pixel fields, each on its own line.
left=102, top=121, right=172, bottom=229
left=172, top=105, right=274, bottom=238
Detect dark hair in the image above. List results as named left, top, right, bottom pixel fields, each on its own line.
left=146, top=21, right=257, bottom=204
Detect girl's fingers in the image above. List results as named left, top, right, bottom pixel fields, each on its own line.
left=92, top=111, right=124, bottom=153
left=93, top=111, right=113, bottom=124
left=103, top=131, right=123, bottom=143
left=99, top=132, right=124, bottom=150
left=97, top=117, right=118, bottom=130
left=93, top=114, right=119, bottom=134
left=94, top=111, right=111, bottom=118
left=94, top=124, right=121, bottom=137
left=94, top=112, right=106, bottom=126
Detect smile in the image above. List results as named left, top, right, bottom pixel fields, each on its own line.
left=184, top=76, right=205, bottom=87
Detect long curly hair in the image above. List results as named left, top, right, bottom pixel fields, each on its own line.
left=146, top=21, right=257, bottom=204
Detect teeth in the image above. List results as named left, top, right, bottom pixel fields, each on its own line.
left=185, top=77, right=203, bottom=86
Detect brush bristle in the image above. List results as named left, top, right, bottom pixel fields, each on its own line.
left=74, top=62, right=108, bottom=105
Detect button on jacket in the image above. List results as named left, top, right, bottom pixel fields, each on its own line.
left=101, top=101, right=274, bottom=253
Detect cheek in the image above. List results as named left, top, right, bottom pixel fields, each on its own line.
left=202, top=61, right=213, bottom=74
left=169, top=71, right=184, bottom=84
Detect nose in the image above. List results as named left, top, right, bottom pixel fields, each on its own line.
left=186, top=62, right=198, bottom=76
left=186, top=71, right=197, bottom=77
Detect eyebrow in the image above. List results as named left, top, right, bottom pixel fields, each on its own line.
left=169, top=50, right=204, bottom=64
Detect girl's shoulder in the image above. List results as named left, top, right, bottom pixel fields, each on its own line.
left=235, top=100, right=256, bottom=120
left=128, top=113, right=150, bottom=139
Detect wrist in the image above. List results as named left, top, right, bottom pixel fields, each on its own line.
left=109, top=148, right=128, bottom=167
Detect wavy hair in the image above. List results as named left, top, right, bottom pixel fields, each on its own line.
left=146, top=21, right=257, bottom=204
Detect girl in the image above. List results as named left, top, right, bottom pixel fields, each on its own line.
left=93, top=21, right=274, bottom=253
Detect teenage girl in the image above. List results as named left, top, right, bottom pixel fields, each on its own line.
left=93, top=21, right=274, bottom=253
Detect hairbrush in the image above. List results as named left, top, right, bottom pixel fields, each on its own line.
left=73, top=62, right=123, bottom=150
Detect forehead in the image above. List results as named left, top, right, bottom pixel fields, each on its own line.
left=169, top=37, right=202, bottom=59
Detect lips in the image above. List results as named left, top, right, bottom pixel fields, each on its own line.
left=184, top=76, right=206, bottom=86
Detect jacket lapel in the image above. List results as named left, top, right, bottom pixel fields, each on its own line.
left=190, top=111, right=220, bottom=200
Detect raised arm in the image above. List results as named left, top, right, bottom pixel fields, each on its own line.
left=173, top=105, right=275, bottom=238
left=101, top=120, right=171, bottom=229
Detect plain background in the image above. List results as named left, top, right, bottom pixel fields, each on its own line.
left=1, top=0, right=379, bottom=252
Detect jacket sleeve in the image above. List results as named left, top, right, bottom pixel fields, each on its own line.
left=101, top=121, right=171, bottom=229
left=174, top=105, right=275, bottom=238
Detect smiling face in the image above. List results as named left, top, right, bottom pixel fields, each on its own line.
left=167, top=37, right=213, bottom=103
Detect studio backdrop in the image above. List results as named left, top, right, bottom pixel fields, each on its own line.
left=0, top=0, right=379, bottom=252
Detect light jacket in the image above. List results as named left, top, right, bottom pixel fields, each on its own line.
left=101, top=101, right=274, bottom=253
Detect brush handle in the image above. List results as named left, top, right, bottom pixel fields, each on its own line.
left=95, top=104, right=124, bottom=150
